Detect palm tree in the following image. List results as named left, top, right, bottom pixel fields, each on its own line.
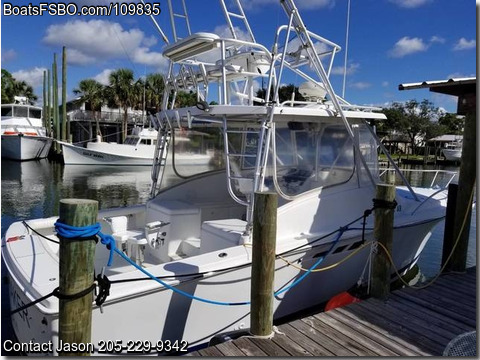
left=145, top=73, right=165, bottom=113
left=1, top=69, right=15, bottom=103
left=107, top=68, right=135, bottom=141
left=73, top=79, right=105, bottom=137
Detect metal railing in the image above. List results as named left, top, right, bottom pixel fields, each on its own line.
left=379, top=168, right=457, bottom=189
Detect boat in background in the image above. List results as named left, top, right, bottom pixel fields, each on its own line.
left=3, top=0, right=450, bottom=354
left=442, top=138, right=462, bottom=161
left=1, top=97, right=53, bottom=161
left=59, top=127, right=214, bottom=166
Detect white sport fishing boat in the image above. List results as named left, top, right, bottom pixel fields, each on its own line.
left=442, top=139, right=462, bottom=161
left=1, top=98, right=53, bottom=161
left=59, top=127, right=213, bottom=166
left=3, top=0, right=450, bottom=355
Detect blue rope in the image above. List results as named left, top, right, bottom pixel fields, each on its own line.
left=54, top=222, right=116, bottom=266
left=54, top=221, right=346, bottom=307
left=274, top=227, right=344, bottom=297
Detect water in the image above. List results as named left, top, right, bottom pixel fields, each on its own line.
left=1, top=159, right=476, bottom=350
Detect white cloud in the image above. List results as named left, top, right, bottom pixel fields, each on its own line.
left=349, top=82, right=371, bottom=90
left=213, top=25, right=251, bottom=41
left=67, top=48, right=96, bottom=65
left=446, top=72, right=476, bottom=79
left=132, top=47, right=169, bottom=69
left=388, top=37, right=428, bottom=57
left=453, top=38, right=475, bottom=51
left=430, top=36, right=446, bottom=44
left=389, top=0, right=432, bottom=8
left=1, top=49, right=17, bottom=63
left=331, top=62, right=360, bottom=76
left=43, top=19, right=165, bottom=68
left=93, top=69, right=114, bottom=85
left=142, top=35, right=158, bottom=47
left=12, top=67, right=48, bottom=88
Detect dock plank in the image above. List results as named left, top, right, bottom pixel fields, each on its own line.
left=314, top=312, right=399, bottom=356
left=248, top=337, right=291, bottom=356
left=270, top=331, right=312, bottom=356
left=214, top=341, right=247, bottom=356
left=278, top=323, right=335, bottom=356
left=301, top=315, right=379, bottom=356
left=329, top=308, right=426, bottom=356
left=198, top=267, right=475, bottom=357
left=232, top=337, right=268, bottom=356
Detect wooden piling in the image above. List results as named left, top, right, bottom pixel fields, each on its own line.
left=47, top=69, right=51, bottom=137
left=53, top=53, right=60, bottom=154
left=43, top=71, right=47, bottom=131
left=371, top=183, right=396, bottom=299
left=62, top=46, right=68, bottom=142
left=448, top=110, right=476, bottom=272
left=441, top=183, right=458, bottom=270
left=58, top=199, right=98, bottom=356
left=250, top=192, right=277, bottom=337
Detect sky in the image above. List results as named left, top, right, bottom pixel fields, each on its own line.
left=0, top=0, right=476, bottom=113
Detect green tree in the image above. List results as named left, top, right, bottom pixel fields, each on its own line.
left=73, top=79, right=105, bottom=136
left=255, top=84, right=305, bottom=105
left=106, top=68, right=135, bottom=141
left=1, top=69, right=15, bottom=103
left=439, top=113, right=464, bottom=135
left=175, top=91, right=197, bottom=107
left=13, top=81, right=38, bottom=104
left=382, top=99, right=439, bottom=155
left=145, top=73, right=165, bottom=113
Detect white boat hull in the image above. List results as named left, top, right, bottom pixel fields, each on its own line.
left=3, top=180, right=445, bottom=355
left=60, top=141, right=213, bottom=167
left=442, top=148, right=462, bottom=161
left=1, top=134, right=52, bottom=161
left=61, top=141, right=154, bottom=165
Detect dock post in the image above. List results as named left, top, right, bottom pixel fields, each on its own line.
left=58, top=199, right=98, bottom=356
left=447, top=109, right=475, bottom=272
left=441, top=183, right=458, bottom=270
left=62, top=46, right=69, bottom=143
left=371, top=183, right=396, bottom=299
left=250, top=192, right=277, bottom=337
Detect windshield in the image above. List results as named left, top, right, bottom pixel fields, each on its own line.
left=124, top=136, right=138, bottom=145
left=272, top=122, right=355, bottom=196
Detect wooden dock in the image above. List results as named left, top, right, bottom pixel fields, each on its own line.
left=188, top=267, right=476, bottom=356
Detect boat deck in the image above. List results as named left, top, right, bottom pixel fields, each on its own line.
left=187, top=267, right=476, bottom=356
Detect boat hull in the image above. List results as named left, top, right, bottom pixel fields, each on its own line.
left=442, top=148, right=462, bottom=161
left=60, top=142, right=154, bottom=166
left=4, top=216, right=439, bottom=355
left=1, top=134, right=52, bottom=161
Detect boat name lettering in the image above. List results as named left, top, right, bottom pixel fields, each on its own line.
left=10, top=287, right=31, bottom=328
left=82, top=151, right=104, bottom=159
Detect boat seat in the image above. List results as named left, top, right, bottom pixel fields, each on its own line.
left=200, top=219, right=247, bottom=254
left=106, top=215, right=166, bottom=265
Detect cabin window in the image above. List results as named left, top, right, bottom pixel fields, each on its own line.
left=1, top=107, right=13, bottom=117
left=170, top=127, right=221, bottom=179
left=273, top=123, right=354, bottom=196
left=14, top=106, right=28, bottom=118
left=124, top=136, right=138, bottom=145
left=140, top=139, right=151, bottom=145
left=29, top=108, right=42, bottom=119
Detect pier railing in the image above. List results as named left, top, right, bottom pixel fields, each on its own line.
left=379, top=168, right=457, bottom=189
